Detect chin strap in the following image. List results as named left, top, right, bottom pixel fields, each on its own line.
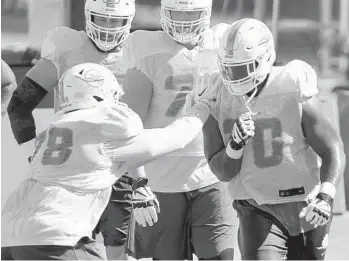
left=243, top=87, right=259, bottom=116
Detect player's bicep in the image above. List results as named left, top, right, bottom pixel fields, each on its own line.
left=302, top=95, right=346, bottom=184
left=302, top=95, right=343, bottom=156
left=121, top=68, right=153, bottom=122
left=26, top=58, right=58, bottom=92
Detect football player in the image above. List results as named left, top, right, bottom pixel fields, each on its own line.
left=1, top=63, right=213, bottom=260
left=1, top=59, right=17, bottom=118
left=5, top=0, right=154, bottom=259
left=202, top=18, right=346, bottom=260
left=121, top=0, right=237, bottom=259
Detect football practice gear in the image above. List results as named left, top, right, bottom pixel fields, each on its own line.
left=231, top=112, right=255, bottom=147
left=133, top=186, right=160, bottom=227
left=160, top=0, right=212, bottom=44
left=85, top=0, right=135, bottom=52
left=58, top=63, right=124, bottom=112
left=217, top=18, right=276, bottom=102
left=299, top=182, right=336, bottom=227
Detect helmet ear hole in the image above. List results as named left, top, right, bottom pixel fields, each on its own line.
left=93, top=96, right=104, bottom=102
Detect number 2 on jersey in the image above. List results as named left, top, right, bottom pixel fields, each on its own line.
left=223, top=117, right=283, bottom=168
left=31, top=127, right=73, bottom=165
left=165, top=74, right=194, bottom=117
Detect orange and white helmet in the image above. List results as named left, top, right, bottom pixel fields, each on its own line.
left=58, top=63, right=124, bottom=112
left=85, top=0, right=135, bottom=52
left=160, top=0, right=212, bottom=44
left=217, top=18, right=276, bottom=97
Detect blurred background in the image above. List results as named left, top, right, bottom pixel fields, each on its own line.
left=1, top=0, right=349, bottom=259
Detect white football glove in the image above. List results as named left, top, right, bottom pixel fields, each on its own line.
left=299, top=182, right=335, bottom=227
left=132, top=186, right=160, bottom=227
left=231, top=112, right=255, bottom=147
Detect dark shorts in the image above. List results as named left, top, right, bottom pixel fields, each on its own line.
left=94, top=175, right=133, bottom=247
left=1, top=237, right=105, bottom=260
left=234, top=200, right=332, bottom=260
left=127, top=182, right=237, bottom=260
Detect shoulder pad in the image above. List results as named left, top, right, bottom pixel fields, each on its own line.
left=41, top=27, right=79, bottom=62
left=195, top=72, right=222, bottom=112
left=211, top=23, right=230, bottom=38
left=203, top=23, right=230, bottom=49
left=100, top=104, right=143, bottom=139
left=124, top=30, right=168, bottom=67
left=285, top=60, right=319, bottom=100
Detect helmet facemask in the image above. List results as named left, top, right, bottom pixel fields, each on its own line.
left=218, top=45, right=275, bottom=105
left=85, top=10, right=133, bottom=52
left=160, top=7, right=210, bottom=44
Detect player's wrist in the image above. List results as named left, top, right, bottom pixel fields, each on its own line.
left=318, top=181, right=336, bottom=201
left=226, top=139, right=243, bottom=159
left=132, top=177, right=149, bottom=191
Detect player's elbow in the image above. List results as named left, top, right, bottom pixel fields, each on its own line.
left=7, top=94, right=21, bottom=117
left=208, top=155, right=242, bottom=182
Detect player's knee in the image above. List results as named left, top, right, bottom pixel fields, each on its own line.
left=199, top=248, right=235, bottom=260
left=102, top=230, right=127, bottom=247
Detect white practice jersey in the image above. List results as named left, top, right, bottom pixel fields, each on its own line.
left=209, top=60, right=321, bottom=205
left=2, top=103, right=144, bottom=247
left=124, top=24, right=229, bottom=192
left=40, top=26, right=129, bottom=112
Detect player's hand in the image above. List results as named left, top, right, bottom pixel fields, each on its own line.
left=299, top=193, right=332, bottom=227
left=231, top=112, right=255, bottom=147
left=132, top=186, right=160, bottom=227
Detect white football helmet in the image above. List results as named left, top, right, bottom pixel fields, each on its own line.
left=85, top=0, right=135, bottom=52
left=58, top=63, right=124, bottom=112
left=160, top=0, right=212, bottom=44
left=217, top=18, right=276, bottom=98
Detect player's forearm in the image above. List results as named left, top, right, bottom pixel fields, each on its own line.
left=7, top=77, right=48, bottom=144
left=319, top=142, right=346, bottom=187
left=152, top=103, right=211, bottom=153
left=208, top=148, right=242, bottom=182
left=110, top=114, right=207, bottom=168
left=130, top=115, right=206, bottom=167
left=109, top=103, right=210, bottom=168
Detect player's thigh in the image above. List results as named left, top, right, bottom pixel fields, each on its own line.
left=7, top=237, right=105, bottom=260
left=191, top=182, right=237, bottom=259
left=234, top=200, right=288, bottom=260
left=130, top=192, right=189, bottom=260
left=97, top=174, right=133, bottom=246
left=303, top=218, right=332, bottom=260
